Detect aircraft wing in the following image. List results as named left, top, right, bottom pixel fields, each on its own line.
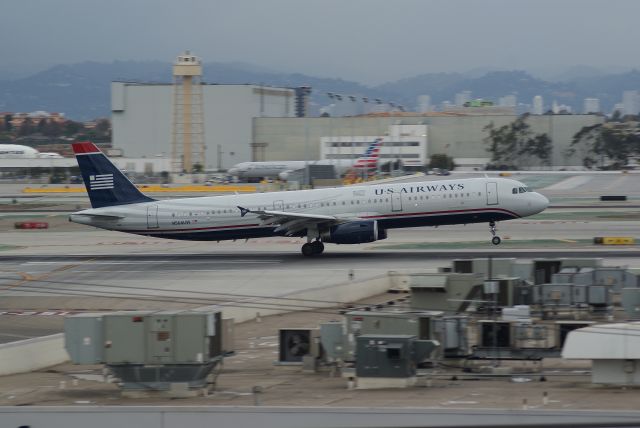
left=237, top=206, right=341, bottom=236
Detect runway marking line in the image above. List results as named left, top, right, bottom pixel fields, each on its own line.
left=0, top=258, right=94, bottom=290
left=0, top=271, right=34, bottom=290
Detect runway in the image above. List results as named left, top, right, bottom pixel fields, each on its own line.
left=2, top=248, right=640, bottom=267
left=1, top=248, right=638, bottom=308
left=2, top=249, right=640, bottom=289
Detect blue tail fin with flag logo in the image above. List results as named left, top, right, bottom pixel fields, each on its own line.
left=72, top=141, right=154, bottom=208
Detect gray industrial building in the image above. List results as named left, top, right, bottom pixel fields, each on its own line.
left=253, top=114, right=605, bottom=168
left=110, top=80, right=604, bottom=170
left=111, top=82, right=296, bottom=170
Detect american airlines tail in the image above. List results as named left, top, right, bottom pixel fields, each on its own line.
left=352, top=138, right=383, bottom=168
left=72, top=141, right=154, bottom=208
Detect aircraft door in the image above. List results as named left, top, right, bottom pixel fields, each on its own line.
left=391, top=192, right=403, bottom=212
left=486, top=182, right=498, bottom=205
left=273, top=200, right=284, bottom=211
left=146, top=204, right=159, bottom=229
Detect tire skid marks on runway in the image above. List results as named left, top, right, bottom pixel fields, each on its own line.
left=0, top=271, right=35, bottom=290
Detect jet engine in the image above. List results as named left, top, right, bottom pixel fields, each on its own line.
left=321, top=220, right=387, bottom=244
left=278, top=170, right=296, bottom=181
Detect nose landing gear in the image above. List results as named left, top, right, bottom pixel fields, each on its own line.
left=490, top=221, right=501, bottom=245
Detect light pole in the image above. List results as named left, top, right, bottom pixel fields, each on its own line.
left=216, top=144, right=222, bottom=171
left=327, top=93, right=336, bottom=174
left=348, top=96, right=359, bottom=179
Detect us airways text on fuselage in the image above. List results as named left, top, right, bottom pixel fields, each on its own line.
left=374, top=183, right=465, bottom=195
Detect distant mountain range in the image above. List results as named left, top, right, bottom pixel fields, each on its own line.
left=1, top=61, right=640, bottom=120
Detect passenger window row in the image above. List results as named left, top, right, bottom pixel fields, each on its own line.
left=169, top=190, right=489, bottom=218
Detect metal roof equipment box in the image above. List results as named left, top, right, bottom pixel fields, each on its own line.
left=563, top=322, right=640, bottom=385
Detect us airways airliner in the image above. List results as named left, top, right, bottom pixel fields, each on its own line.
left=228, top=138, right=383, bottom=180
left=69, top=142, right=549, bottom=256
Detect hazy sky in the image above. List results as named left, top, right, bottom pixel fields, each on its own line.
left=2, top=0, right=640, bottom=84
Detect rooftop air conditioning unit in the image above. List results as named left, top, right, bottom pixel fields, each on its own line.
left=278, top=328, right=320, bottom=364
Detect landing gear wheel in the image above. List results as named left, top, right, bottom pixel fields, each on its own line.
left=311, top=241, right=325, bottom=254
left=489, top=220, right=499, bottom=245
left=301, top=243, right=315, bottom=257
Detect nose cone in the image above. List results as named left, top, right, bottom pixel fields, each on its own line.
left=533, top=192, right=549, bottom=214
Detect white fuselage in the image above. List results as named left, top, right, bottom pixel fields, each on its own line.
left=70, top=177, right=548, bottom=242
left=0, top=144, right=40, bottom=159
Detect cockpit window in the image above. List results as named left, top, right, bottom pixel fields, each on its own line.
left=514, top=186, right=531, bottom=194
left=512, top=188, right=518, bottom=194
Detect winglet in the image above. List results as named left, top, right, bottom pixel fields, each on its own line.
left=238, top=206, right=250, bottom=217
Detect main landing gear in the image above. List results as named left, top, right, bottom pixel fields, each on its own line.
left=489, top=221, right=501, bottom=245
left=301, top=240, right=324, bottom=256
left=301, top=225, right=325, bottom=256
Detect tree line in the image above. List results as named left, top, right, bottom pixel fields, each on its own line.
left=566, top=120, right=640, bottom=169
left=1, top=114, right=111, bottom=143
left=483, top=114, right=552, bottom=169
left=484, top=113, right=640, bottom=170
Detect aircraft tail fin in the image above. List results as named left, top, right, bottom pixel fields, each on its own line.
left=353, top=138, right=383, bottom=168
left=72, top=141, right=154, bottom=209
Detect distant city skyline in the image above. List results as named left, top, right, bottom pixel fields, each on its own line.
left=2, top=0, right=640, bottom=85
left=2, top=58, right=640, bottom=120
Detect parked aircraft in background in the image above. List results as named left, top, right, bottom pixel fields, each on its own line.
left=69, top=142, right=549, bottom=256
left=0, top=144, right=63, bottom=159
left=37, top=152, right=64, bottom=159
left=228, top=138, right=383, bottom=181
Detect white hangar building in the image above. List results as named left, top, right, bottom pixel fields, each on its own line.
left=111, top=82, right=296, bottom=170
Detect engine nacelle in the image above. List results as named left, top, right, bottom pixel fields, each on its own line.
left=278, top=170, right=295, bottom=181
left=321, top=220, right=387, bottom=244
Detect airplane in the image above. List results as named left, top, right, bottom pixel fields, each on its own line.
left=38, top=152, right=64, bottom=159
left=227, top=138, right=383, bottom=181
left=0, top=144, right=39, bottom=158
left=69, top=141, right=549, bottom=256
left=0, top=144, right=64, bottom=159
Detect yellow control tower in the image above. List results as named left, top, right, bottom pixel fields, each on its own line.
left=171, top=51, right=205, bottom=174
